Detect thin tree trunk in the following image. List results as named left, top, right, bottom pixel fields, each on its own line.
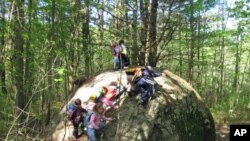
left=188, top=0, right=195, bottom=85
left=148, top=0, right=158, bottom=67
left=45, top=0, right=56, bottom=126
left=212, top=49, right=218, bottom=104
left=24, top=0, right=33, bottom=109
left=240, top=50, right=250, bottom=88
left=98, top=0, right=104, bottom=71
left=178, top=8, right=183, bottom=77
left=131, top=0, right=138, bottom=65
left=82, top=0, right=90, bottom=77
left=13, top=0, right=25, bottom=125
left=115, top=0, right=121, bottom=37
left=233, top=38, right=240, bottom=92
left=139, top=0, right=149, bottom=66
left=0, top=0, right=7, bottom=95
left=219, top=36, right=225, bottom=98
left=219, top=0, right=226, bottom=99
left=196, top=11, right=201, bottom=89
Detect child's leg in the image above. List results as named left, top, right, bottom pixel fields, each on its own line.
left=137, top=78, right=150, bottom=105
left=114, top=56, right=119, bottom=70
left=72, top=123, right=79, bottom=138
left=139, top=86, right=149, bottom=106
left=87, top=128, right=96, bottom=141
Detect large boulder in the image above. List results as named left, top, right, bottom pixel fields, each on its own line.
left=52, top=70, right=215, bottom=141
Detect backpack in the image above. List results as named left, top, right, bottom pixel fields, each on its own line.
left=66, top=103, right=77, bottom=120
left=84, top=112, right=93, bottom=127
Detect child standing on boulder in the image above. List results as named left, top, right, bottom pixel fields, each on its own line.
left=118, top=39, right=130, bottom=68
left=111, top=42, right=120, bottom=70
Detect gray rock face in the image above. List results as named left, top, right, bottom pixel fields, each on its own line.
left=52, top=70, right=215, bottom=141
left=102, top=70, right=215, bottom=141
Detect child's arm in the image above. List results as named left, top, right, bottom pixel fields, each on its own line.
left=101, top=115, right=113, bottom=121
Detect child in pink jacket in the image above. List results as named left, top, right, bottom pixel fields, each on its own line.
left=87, top=103, right=113, bottom=141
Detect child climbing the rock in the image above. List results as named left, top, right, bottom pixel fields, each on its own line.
left=85, top=86, right=118, bottom=118
left=66, top=98, right=87, bottom=140
left=87, top=103, right=113, bottom=141
left=92, top=85, right=120, bottom=114
left=125, top=66, right=161, bottom=107
left=103, top=81, right=127, bottom=101
left=98, top=94, right=119, bottom=110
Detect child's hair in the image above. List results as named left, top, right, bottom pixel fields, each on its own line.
left=109, top=81, right=117, bottom=86
left=93, top=103, right=104, bottom=114
left=112, top=42, right=118, bottom=47
left=74, top=98, right=82, bottom=106
left=118, top=39, right=124, bottom=44
left=102, top=86, right=108, bottom=94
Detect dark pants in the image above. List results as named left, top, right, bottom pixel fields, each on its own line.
left=120, top=54, right=130, bottom=67
left=72, top=121, right=84, bottom=138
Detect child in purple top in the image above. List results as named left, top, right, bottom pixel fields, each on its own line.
left=87, top=103, right=113, bottom=141
left=70, top=99, right=87, bottom=140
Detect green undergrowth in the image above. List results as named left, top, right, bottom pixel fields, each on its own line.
left=210, top=91, right=250, bottom=126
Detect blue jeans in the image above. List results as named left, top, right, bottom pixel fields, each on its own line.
left=87, top=122, right=105, bottom=141
left=87, top=128, right=96, bottom=141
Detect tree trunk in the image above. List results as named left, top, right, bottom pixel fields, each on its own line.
left=98, top=0, right=104, bottom=71
left=45, top=0, right=56, bottom=126
left=148, top=0, right=158, bottom=67
left=0, top=0, right=7, bottom=95
left=188, top=0, right=195, bottom=85
left=212, top=49, right=218, bottom=104
left=196, top=11, right=201, bottom=89
left=82, top=0, right=90, bottom=77
left=219, top=36, right=225, bottom=98
left=139, top=0, right=149, bottom=66
left=115, top=0, right=121, bottom=37
left=13, top=0, right=25, bottom=124
left=24, top=0, right=33, bottom=110
left=178, top=9, right=183, bottom=77
left=232, top=38, right=240, bottom=92
left=240, top=50, right=250, bottom=88
left=131, top=0, right=138, bottom=65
